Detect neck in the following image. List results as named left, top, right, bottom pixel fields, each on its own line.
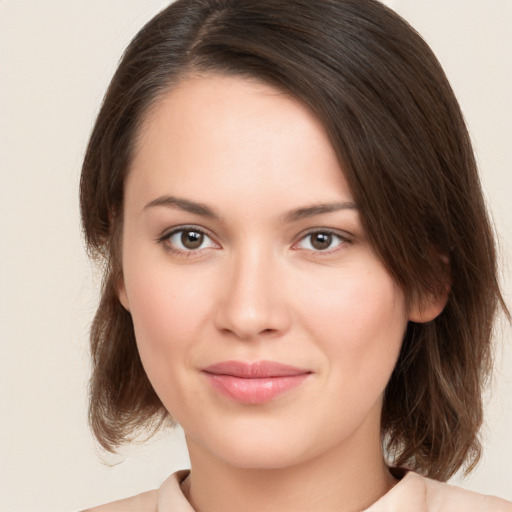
left=183, top=416, right=397, bottom=512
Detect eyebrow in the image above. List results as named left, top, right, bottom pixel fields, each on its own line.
left=144, top=195, right=222, bottom=220
left=281, top=201, right=358, bottom=223
left=144, top=195, right=358, bottom=223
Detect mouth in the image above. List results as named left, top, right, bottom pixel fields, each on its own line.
left=201, top=360, right=312, bottom=405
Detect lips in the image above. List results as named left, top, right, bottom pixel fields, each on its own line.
left=202, top=360, right=312, bottom=404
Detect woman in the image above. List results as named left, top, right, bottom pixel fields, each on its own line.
left=80, top=0, right=511, bottom=510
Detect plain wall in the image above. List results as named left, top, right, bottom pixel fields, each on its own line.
left=1, top=1, right=510, bottom=510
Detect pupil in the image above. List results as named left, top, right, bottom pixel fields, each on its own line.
left=312, top=233, right=331, bottom=250
left=181, top=230, right=203, bottom=249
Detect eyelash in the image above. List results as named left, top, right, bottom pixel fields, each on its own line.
left=157, top=226, right=351, bottom=258
left=157, top=225, right=218, bottom=257
left=294, top=229, right=350, bottom=256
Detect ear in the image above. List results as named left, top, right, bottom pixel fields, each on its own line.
left=117, top=274, right=131, bottom=312
left=408, top=287, right=448, bottom=323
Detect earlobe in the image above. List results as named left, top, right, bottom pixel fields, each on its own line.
left=409, top=252, right=451, bottom=323
left=408, top=288, right=449, bottom=323
left=117, top=275, right=131, bottom=312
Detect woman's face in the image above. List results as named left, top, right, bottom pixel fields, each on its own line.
left=119, top=74, right=419, bottom=469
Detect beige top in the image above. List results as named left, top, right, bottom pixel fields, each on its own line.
left=84, top=469, right=512, bottom=511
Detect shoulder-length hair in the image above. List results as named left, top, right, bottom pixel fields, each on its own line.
left=80, top=0, right=508, bottom=481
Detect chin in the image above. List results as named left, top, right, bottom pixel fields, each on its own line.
left=188, top=419, right=327, bottom=471
left=217, top=443, right=310, bottom=471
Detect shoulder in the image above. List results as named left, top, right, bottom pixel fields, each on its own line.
left=80, top=469, right=192, bottom=512
left=421, top=475, right=512, bottom=511
left=367, top=471, right=511, bottom=511
left=81, top=489, right=158, bottom=512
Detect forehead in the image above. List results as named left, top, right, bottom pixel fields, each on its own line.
left=126, top=73, right=353, bottom=215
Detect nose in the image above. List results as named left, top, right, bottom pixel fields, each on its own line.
left=214, top=246, right=291, bottom=341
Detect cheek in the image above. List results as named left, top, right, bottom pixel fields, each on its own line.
left=122, top=252, right=213, bottom=377
left=295, top=265, right=407, bottom=382
left=123, top=264, right=217, bottom=419
left=129, top=274, right=201, bottom=341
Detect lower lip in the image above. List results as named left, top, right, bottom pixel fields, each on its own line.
left=203, top=373, right=310, bottom=405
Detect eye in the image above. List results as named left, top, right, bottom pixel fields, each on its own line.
left=295, top=230, right=347, bottom=252
left=160, top=227, right=218, bottom=254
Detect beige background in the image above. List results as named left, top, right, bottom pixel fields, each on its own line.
left=1, top=1, right=510, bottom=511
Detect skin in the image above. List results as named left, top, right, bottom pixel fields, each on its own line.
left=118, top=74, right=445, bottom=512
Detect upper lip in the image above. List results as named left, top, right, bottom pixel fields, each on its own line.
left=202, top=360, right=311, bottom=378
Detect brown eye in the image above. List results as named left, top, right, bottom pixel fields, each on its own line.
left=181, top=230, right=204, bottom=249
left=163, top=227, right=218, bottom=254
left=295, top=230, right=346, bottom=253
left=310, top=232, right=332, bottom=250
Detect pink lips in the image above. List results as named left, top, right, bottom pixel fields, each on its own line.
left=202, top=360, right=311, bottom=405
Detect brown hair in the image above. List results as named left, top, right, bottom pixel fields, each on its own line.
left=80, top=0, right=508, bottom=480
